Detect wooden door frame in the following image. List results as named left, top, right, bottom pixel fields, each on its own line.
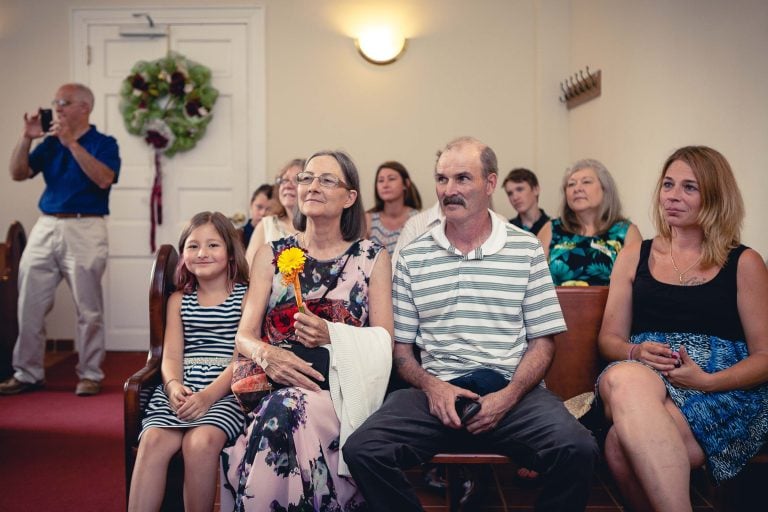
left=70, top=6, right=266, bottom=193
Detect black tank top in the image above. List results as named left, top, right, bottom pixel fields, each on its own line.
left=631, top=239, right=746, bottom=341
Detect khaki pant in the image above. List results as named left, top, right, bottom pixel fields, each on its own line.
left=13, top=215, right=108, bottom=383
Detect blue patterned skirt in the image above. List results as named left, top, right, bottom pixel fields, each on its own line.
left=599, top=331, right=768, bottom=482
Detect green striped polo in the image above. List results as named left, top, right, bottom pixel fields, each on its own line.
left=393, top=211, right=566, bottom=382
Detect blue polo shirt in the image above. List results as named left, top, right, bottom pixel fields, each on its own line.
left=29, top=125, right=121, bottom=216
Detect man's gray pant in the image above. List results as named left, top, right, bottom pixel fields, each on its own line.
left=344, top=386, right=599, bottom=512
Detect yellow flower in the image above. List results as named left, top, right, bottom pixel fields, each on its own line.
left=276, top=247, right=307, bottom=310
left=276, top=247, right=306, bottom=276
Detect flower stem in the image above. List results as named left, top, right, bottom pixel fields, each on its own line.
left=292, top=275, right=303, bottom=310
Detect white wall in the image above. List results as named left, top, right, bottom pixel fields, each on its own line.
left=568, top=0, right=768, bottom=254
left=0, top=0, right=555, bottom=338
left=1, top=0, right=766, bottom=339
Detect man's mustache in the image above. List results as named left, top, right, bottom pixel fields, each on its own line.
left=442, top=195, right=466, bottom=207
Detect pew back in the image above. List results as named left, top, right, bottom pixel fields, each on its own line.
left=0, top=221, right=27, bottom=380
left=123, top=244, right=182, bottom=510
left=547, top=286, right=609, bottom=400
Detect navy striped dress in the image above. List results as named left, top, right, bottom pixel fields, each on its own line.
left=140, top=283, right=247, bottom=443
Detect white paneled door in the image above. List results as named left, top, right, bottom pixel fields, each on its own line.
left=72, top=8, right=265, bottom=350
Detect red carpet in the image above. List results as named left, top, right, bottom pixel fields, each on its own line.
left=0, top=351, right=147, bottom=512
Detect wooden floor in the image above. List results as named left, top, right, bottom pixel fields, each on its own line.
left=212, top=463, right=717, bottom=512
left=407, top=463, right=717, bottom=511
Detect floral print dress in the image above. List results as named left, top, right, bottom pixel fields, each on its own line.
left=547, top=218, right=630, bottom=286
left=222, top=236, right=383, bottom=512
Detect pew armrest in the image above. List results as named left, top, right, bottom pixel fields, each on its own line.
left=123, top=244, right=179, bottom=504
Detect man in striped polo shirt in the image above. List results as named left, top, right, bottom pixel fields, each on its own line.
left=345, top=137, right=598, bottom=512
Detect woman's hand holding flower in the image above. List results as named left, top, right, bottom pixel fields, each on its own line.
left=293, top=308, right=330, bottom=348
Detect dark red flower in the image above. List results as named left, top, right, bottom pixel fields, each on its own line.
left=131, top=73, right=148, bottom=91
left=185, top=99, right=202, bottom=117
left=169, top=71, right=186, bottom=98
left=144, top=130, right=169, bottom=150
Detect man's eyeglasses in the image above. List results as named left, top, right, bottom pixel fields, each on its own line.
left=51, top=99, right=74, bottom=108
left=295, top=172, right=351, bottom=189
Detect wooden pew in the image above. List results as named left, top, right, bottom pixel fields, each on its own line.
left=429, top=286, right=609, bottom=511
left=0, top=221, right=27, bottom=380
left=123, top=244, right=183, bottom=510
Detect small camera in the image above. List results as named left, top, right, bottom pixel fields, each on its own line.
left=39, top=108, right=53, bottom=133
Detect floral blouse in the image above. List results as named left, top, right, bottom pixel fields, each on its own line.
left=547, top=218, right=630, bottom=286
left=262, top=236, right=383, bottom=343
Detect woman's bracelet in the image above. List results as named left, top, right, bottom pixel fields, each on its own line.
left=251, top=349, right=269, bottom=370
left=628, top=344, right=638, bottom=361
left=165, top=378, right=180, bottom=388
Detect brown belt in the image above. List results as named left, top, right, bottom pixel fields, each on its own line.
left=47, top=213, right=103, bottom=219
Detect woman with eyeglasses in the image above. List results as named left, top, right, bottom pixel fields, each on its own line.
left=222, top=150, right=394, bottom=511
left=244, top=158, right=305, bottom=266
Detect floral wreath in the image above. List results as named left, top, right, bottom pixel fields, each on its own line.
left=118, top=52, right=219, bottom=253
left=119, top=52, right=218, bottom=157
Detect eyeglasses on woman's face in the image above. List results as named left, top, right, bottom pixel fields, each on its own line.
left=295, top=171, right=351, bottom=189
left=274, top=176, right=292, bottom=186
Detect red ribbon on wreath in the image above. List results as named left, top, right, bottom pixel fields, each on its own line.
left=149, top=153, right=163, bottom=253
left=121, top=53, right=219, bottom=254
left=145, top=130, right=169, bottom=253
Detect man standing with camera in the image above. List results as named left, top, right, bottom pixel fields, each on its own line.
left=0, top=83, right=120, bottom=397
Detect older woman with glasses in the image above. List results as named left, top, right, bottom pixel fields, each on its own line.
left=244, top=158, right=305, bottom=266
left=222, top=150, right=394, bottom=511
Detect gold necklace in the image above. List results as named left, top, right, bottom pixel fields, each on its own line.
left=669, top=244, right=702, bottom=284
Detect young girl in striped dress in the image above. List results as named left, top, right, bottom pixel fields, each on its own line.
left=128, top=211, right=249, bottom=512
